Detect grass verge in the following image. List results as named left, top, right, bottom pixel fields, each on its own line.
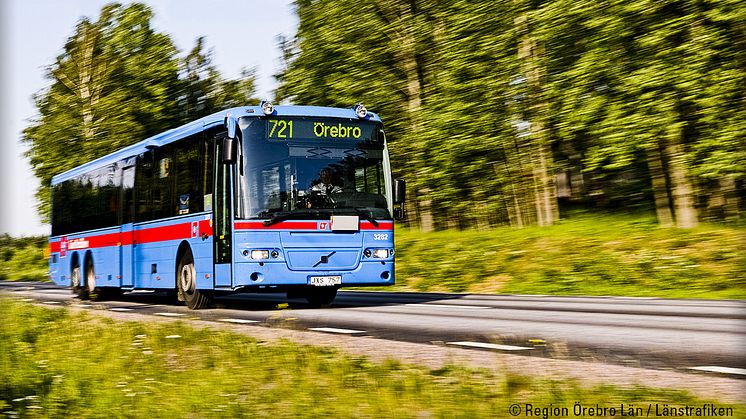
left=1, top=299, right=742, bottom=418
left=392, top=214, right=745, bottom=298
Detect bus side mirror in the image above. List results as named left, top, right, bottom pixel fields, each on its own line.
left=223, top=114, right=238, bottom=164
left=393, top=178, right=406, bottom=220
left=393, top=178, right=406, bottom=204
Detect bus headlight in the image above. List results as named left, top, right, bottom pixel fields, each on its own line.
left=354, top=103, right=367, bottom=118
left=365, top=248, right=389, bottom=259
left=251, top=250, right=270, bottom=260
left=373, top=249, right=389, bottom=258
left=261, top=100, right=274, bottom=115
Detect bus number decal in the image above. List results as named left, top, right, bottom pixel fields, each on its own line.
left=268, top=120, right=293, bottom=139
left=373, top=234, right=389, bottom=241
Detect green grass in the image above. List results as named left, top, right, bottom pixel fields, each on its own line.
left=392, top=214, right=745, bottom=298
left=1, top=299, right=741, bottom=418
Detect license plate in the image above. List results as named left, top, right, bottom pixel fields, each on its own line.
left=308, top=276, right=342, bottom=286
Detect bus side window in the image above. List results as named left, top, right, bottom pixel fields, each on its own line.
left=135, top=152, right=154, bottom=222
left=152, top=146, right=174, bottom=220
left=121, top=159, right=135, bottom=224
left=173, top=135, right=204, bottom=215
left=202, top=137, right=214, bottom=212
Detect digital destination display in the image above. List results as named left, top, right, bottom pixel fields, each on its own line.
left=266, top=118, right=376, bottom=141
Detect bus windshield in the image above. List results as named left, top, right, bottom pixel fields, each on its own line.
left=235, top=116, right=390, bottom=221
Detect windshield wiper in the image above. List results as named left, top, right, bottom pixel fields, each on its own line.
left=263, top=212, right=293, bottom=227
left=262, top=209, right=321, bottom=227
left=352, top=207, right=379, bottom=227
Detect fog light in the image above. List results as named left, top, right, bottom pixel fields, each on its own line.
left=364, top=249, right=372, bottom=258
left=271, top=250, right=280, bottom=258
left=251, top=250, right=269, bottom=260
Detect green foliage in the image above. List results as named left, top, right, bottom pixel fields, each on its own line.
left=0, top=235, right=48, bottom=282
left=22, top=3, right=183, bottom=221
left=1, top=300, right=737, bottom=418
left=22, top=3, right=258, bottom=222
left=392, top=214, right=745, bottom=298
left=179, top=36, right=259, bottom=121
left=278, top=0, right=746, bottom=229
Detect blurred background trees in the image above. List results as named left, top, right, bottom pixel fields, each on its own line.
left=23, top=1, right=744, bottom=229
left=22, top=3, right=257, bottom=221
left=277, top=0, right=745, bottom=229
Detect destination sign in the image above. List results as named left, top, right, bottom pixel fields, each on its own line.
left=266, top=118, right=376, bottom=141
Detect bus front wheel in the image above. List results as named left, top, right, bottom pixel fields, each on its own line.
left=177, top=250, right=211, bottom=310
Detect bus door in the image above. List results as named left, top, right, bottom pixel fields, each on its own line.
left=213, top=136, right=233, bottom=286
left=120, top=162, right=135, bottom=288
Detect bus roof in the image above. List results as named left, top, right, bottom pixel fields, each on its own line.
left=51, top=105, right=383, bottom=185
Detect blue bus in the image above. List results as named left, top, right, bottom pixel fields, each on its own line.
left=49, top=103, right=405, bottom=308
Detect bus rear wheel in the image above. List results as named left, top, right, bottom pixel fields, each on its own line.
left=177, top=250, right=211, bottom=310
left=71, top=263, right=88, bottom=299
left=85, top=258, right=97, bottom=299
left=304, top=286, right=338, bottom=307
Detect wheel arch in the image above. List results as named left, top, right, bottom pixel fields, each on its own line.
left=175, top=241, right=193, bottom=274
left=69, top=252, right=80, bottom=273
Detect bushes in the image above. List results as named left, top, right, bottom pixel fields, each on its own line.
left=394, top=215, right=745, bottom=299
left=0, top=235, right=48, bottom=282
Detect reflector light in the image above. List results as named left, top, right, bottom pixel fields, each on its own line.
left=354, top=103, right=367, bottom=118
left=261, top=100, right=274, bottom=115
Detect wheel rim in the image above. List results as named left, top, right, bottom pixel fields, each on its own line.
left=87, top=262, right=96, bottom=292
left=71, top=266, right=81, bottom=289
left=180, top=264, right=195, bottom=296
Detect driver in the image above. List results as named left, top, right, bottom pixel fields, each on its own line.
left=310, top=168, right=342, bottom=195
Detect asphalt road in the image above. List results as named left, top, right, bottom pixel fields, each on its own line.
left=2, top=281, right=744, bottom=376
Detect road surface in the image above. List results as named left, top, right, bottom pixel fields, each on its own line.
left=1, top=281, right=744, bottom=376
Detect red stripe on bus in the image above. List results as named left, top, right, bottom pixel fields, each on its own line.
left=234, top=221, right=393, bottom=231
left=48, top=219, right=214, bottom=253
left=134, top=223, right=192, bottom=244
left=234, top=221, right=319, bottom=230
left=360, top=221, right=394, bottom=230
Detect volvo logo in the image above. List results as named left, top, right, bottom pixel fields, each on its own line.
left=313, top=251, right=337, bottom=268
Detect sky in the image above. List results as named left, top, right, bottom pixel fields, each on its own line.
left=0, top=0, right=297, bottom=237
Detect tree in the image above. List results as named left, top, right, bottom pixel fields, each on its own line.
left=23, top=3, right=261, bottom=222
left=179, top=36, right=259, bottom=121
left=23, top=3, right=182, bottom=220
left=277, top=0, right=745, bottom=229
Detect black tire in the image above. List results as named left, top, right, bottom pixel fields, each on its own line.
left=71, top=263, right=88, bottom=299
left=304, top=287, right=338, bottom=307
left=177, top=249, right=211, bottom=310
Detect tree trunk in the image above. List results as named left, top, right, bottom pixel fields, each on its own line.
left=399, top=24, right=431, bottom=231
left=720, top=176, right=740, bottom=221
left=645, top=142, right=674, bottom=227
left=665, top=141, right=698, bottom=228
left=517, top=14, right=558, bottom=227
